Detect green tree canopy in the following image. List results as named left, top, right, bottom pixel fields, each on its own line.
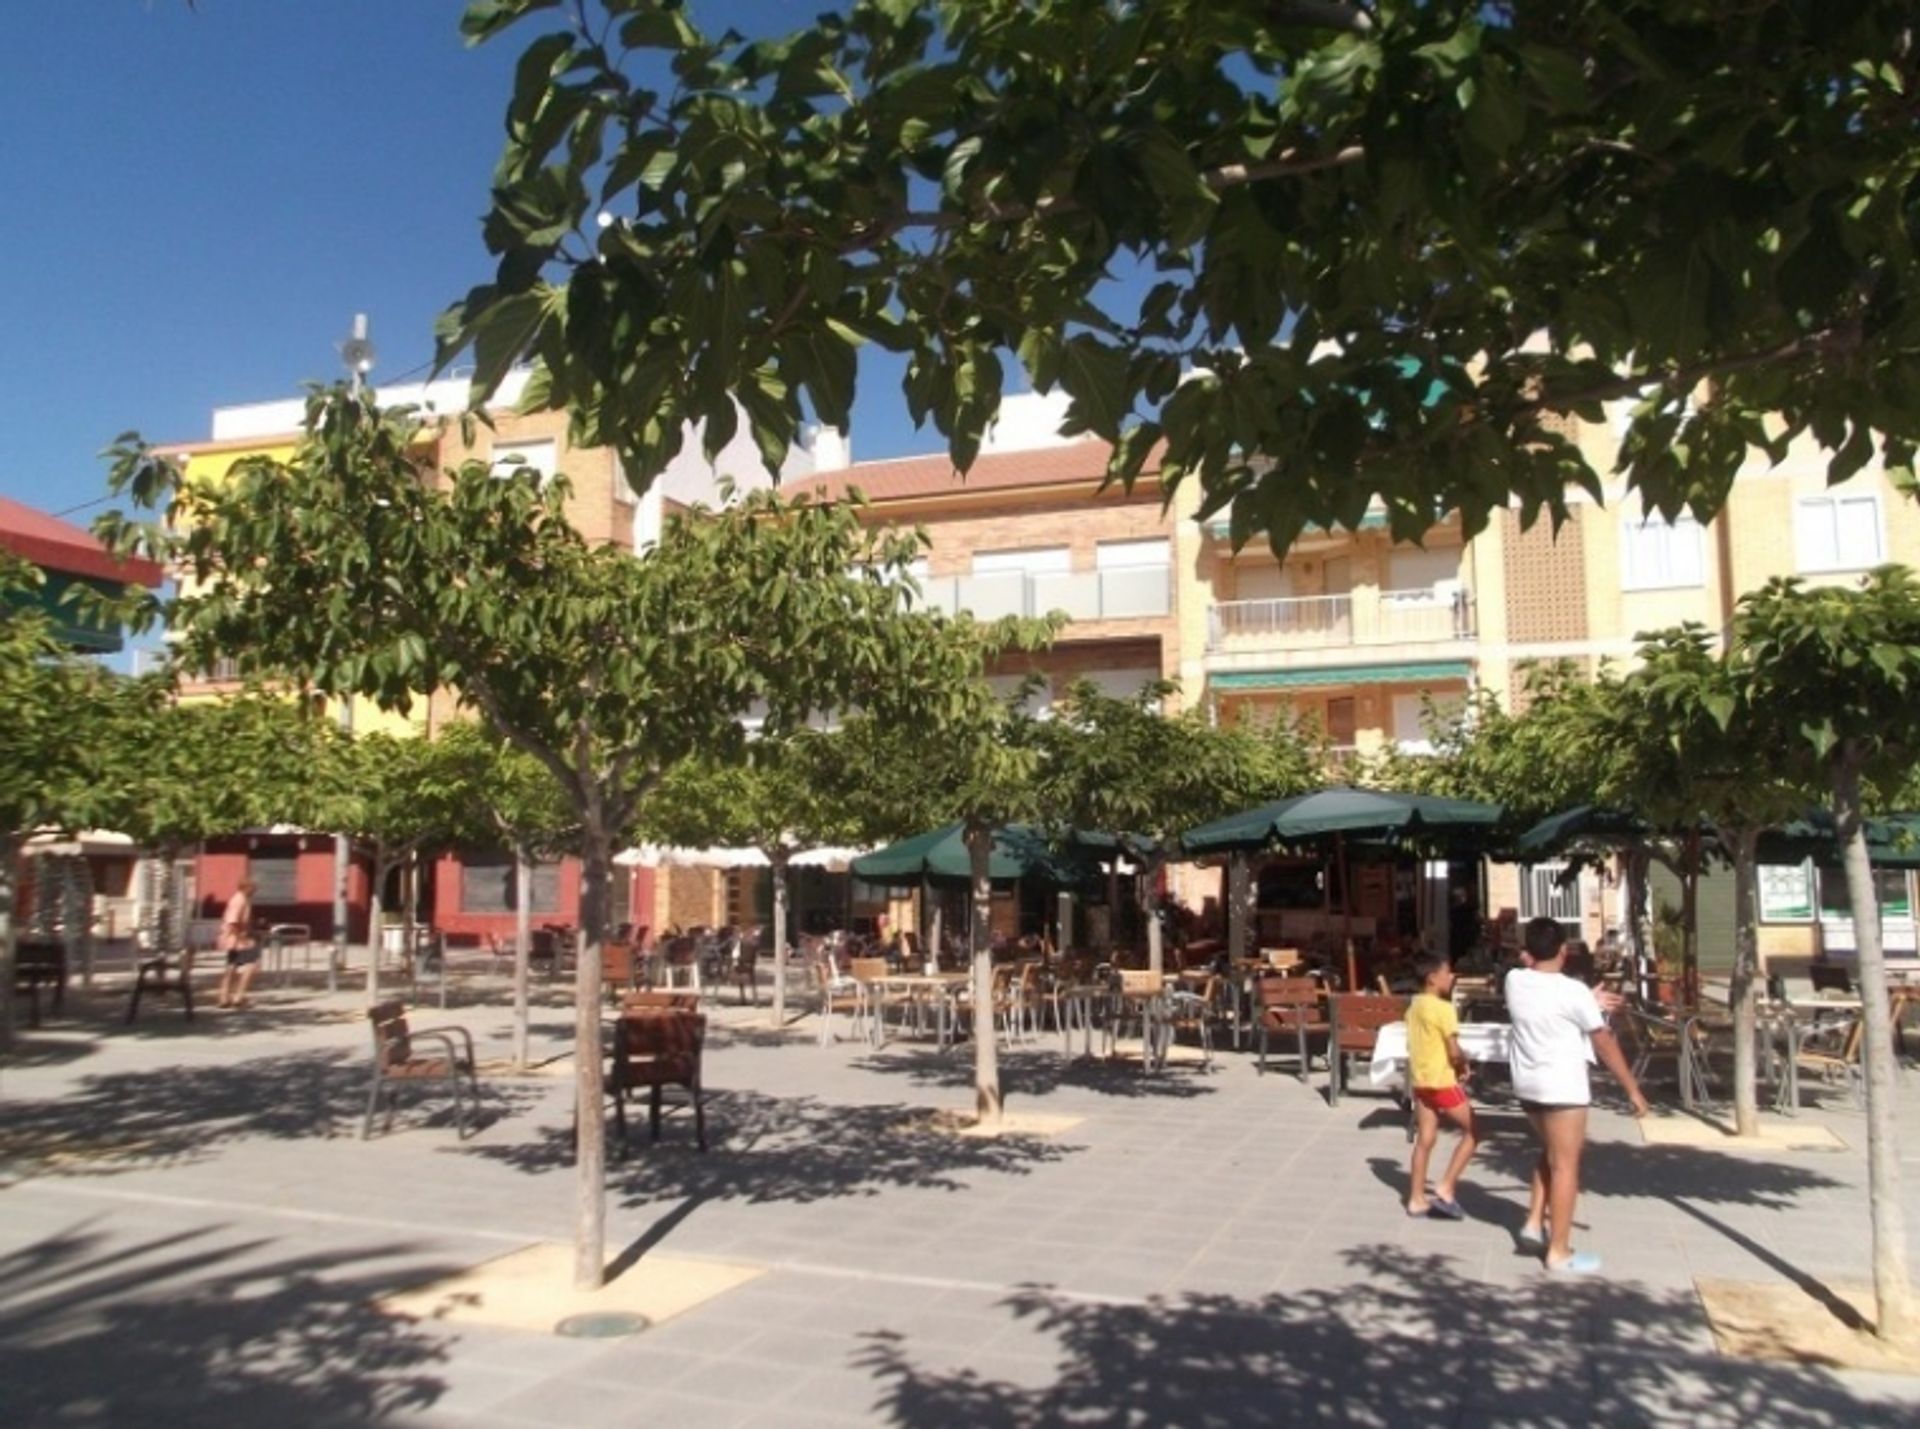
left=446, top=0, right=1920, bottom=551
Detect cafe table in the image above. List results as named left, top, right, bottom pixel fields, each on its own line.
left=872, top=972, right=970, bottom=1048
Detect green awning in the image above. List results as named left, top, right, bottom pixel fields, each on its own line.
left=1211, top=660, right=1472, bottom=692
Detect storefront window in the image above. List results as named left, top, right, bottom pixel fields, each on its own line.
left=1758, top=862, right=1814, bottom=923
left=1817, top=867, right=1913, bottom=922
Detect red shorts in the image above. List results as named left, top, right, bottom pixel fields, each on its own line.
left=1414, top=1085, right=1468, bottom=1111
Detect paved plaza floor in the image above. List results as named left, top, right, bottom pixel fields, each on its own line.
left=4, top=969, right=1920, bottom=1427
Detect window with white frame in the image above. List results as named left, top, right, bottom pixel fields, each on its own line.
left=1094, top=538, right=1170, bottom=570
left=1620, top=512, right=1705, bottom=591
left=1759, top=861, right=1815, bottom=923
left=491, top=438, right=557, bottom=483
left=972, top=546, right=1070, bottom=575
left=1795, top=493, right=1882, bottom=573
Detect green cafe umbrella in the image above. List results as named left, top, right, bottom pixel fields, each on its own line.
left=1757, top=811, right=1920, bottom=871
left=1513, top=805, right=1652, bottom=860
left=1181, top=787, right=1505, bottom=856
left=851, top=822, right=1108, bottom=889
left=1180, top=787, right=1504, bottom=988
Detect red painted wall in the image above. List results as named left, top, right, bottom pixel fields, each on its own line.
left=196, top=835, right=371, bottom=941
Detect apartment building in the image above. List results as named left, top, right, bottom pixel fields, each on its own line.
left=157, top=372, right=843, bottom=947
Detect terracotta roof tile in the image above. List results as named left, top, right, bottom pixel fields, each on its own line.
left=0, top=496, right=164, bottom=588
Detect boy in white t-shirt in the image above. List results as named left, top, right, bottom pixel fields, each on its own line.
left=1506, top=917, right=1649, bottom=1274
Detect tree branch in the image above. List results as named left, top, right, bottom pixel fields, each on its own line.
left=1268, top=2, right=1374, bottom=36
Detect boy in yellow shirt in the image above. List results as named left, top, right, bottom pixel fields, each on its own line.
left=1405, top=953, right=1479, bottom=1219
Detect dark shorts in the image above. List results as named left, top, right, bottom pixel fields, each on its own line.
left=1414, top=1085, right=1469, bottom=1112
left=1519, top=1099, right=1587, bottom=1115
left=225, top=946, right=261, bottom=968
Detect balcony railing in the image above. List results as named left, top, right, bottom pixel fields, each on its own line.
left=915, top=565, right=1172, bottom=622
left=1207, top=588, right=1475, bottom=650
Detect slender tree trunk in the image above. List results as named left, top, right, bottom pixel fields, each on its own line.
left=365, top=850, right=389, bottom=1005
left=770, top=847, right=790, bottom=1031
left=1227, top=853, right=1249, bottom=966
left=1627, top=847, right=1654, bottom=1002
left=573, top=818, right=612, bottom=1291
left=930, top=901, right=943, bottom=971
left=513, top=845, right=533, bottom=1071
left=0, top=836, right=19, bottom=1055
left=401, top=850, right=416, bottom=993
left=968, top=823, right=1001, bottom=1126
left=1106, top=862, right=1122, bottom=954
left=1728, top=827, right=1761, bottom=1137
left=1682, top=831, right=1701, bottom=1005
left=1834, top=756, right=1916, bottom=1345
left=1144, top=855, right=1165, bottom=976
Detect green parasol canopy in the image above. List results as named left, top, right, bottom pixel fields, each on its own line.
left=1757, top=812, right=1920, bottom=870
left=1513, top=805, right=1653, bottom=859
left=851, top=822, right=1110, bottom=888
left=1180, top=787, right=1504, bottom=857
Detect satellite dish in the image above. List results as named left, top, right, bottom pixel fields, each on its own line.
left=338, top=313, right=377, bottom=381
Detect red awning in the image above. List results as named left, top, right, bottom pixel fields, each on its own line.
left=0, top=496, right=163, bottom=588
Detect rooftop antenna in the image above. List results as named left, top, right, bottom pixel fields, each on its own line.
left=338, top=313, right=377, bottom=393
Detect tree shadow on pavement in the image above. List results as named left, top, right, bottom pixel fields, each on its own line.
left=854, top=1245, right=1916, bottom=1427
left=462, top=1087, right=1074, bottom=1208
left=0, top=1224, right=453, bottom=1424
left=849, top=1047, right=1218, bottom=1100
left=0, top=1050, right=545, bottom=1180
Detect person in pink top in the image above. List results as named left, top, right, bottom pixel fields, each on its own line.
left=215, top=880, right=261, bottom=1010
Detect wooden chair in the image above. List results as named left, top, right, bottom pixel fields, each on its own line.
left=727, top=930, right=760, bottom=1007
left=1327, top=992, right=1407, bottom=1104
left=601, top=941, right=637, bottom=1003
left=1256, top=975, right=1329, bottom=1082
left=621, top=989, right=701, bottom=1013
left=17, top=937, right=68, bottom=1027
left=608, top=1008, right=707, bottom=1155
left=362, top=1001, right=479, bottom=1139
left=126, top=948, right=195, bottom=1023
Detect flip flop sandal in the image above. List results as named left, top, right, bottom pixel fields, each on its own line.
left=1516, top=1227, right=1547, bottom=1251
left=1428, top=1198, right=1466, bottom=1221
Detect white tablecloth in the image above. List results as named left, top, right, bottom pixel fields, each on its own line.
left=1368, top=1021, right=1514, bottom=1089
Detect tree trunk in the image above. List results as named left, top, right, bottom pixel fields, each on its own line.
left=0, top=837, right=19, bottom=1055
left=1625, top=847, right=1652, bottom=1001
left=1227, top=853, right=1249, bottom=966
left=929, top=901, right=943, bottom=971
left=1681, top=830, right=1701, bottom=1005
left=573, top=819, right=612, bottom=1291
left=332, top=831, right=352, bottom=995
left=513, top=845, right=533, bottom=1071
left=1728, top=827, right=1761, bottom=1138
left=365, top=850, right=389, bottom=1006
left=968, top=824, right=1001, bottom=1126
left=770, top=848, right=790, bottom=1031
left=1144, top=855, right=1165, bottom=976
left=1106, top=862, right=1122, bottom=955
left=1834, top=756, right=1917, bottom=1345
left=401, top=850, right=417, bottom=992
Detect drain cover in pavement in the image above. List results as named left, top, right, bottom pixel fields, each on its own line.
left=555, top=1312, right=651, bottom=1338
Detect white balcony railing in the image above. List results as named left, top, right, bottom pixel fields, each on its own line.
left=915, top=565, right=1172, bottom=622
left=1207, top=588, right=1475, bottom=650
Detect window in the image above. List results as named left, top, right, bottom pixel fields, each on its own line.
left=972, top=546, right=1070, bottom=575
left=1795, top=494, right=1882, bottom=573
left=460, top=855, right=561, bottom=914
left=491, top=438, right=558, bottom=483
left=1620, top=513, right=1705, bottom=591
left=1324, top=696, right=1357, bottom=748
left=248, top=855, right=298, bottom=906
left=1759, top=862, right=1815, bottom=923
left=1392, top=689, right=1465, bottom=754
left=1095, top=538, right=1170, bottom=570
left=1819, top=867, right=1912, bottom=923
left=1385, top=546, right=1459, bottom=599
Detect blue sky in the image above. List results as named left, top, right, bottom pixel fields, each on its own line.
left=0, top=0, right=945, bottom=526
